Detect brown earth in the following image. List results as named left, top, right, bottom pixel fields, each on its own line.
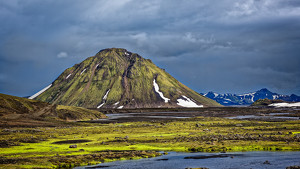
left=0, top=93, right=106, bottom=128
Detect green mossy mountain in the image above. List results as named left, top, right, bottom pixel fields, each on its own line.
left=35, top=48, right=221, bottom=108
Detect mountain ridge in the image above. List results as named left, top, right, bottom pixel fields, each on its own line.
left=202, top=88, right=300, bottom=106
left=0, top=93, right=106, bottom=127
left=33, top=48, right=221, bottom=108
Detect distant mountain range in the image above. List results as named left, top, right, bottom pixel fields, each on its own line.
left=202, top=88, right=300, bottom=106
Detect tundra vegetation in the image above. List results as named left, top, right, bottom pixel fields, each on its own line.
left=0, top=116, right=299, bottom=168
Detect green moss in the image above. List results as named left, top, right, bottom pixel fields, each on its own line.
left=251, top=98, right=284, bottom=106
left=107, top=76, right=123, bottom=104
left=0, top=93, right=106, bottom=127
left=56, top=105, right=107, bottom=120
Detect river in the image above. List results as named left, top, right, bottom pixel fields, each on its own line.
left=75, top=151, right=300, bottom=169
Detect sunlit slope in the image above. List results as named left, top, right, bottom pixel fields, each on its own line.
left=35, top=48, right=221, bottom=108
left=0, top=93, right=106, bottom=125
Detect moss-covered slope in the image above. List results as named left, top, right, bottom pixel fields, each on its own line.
left=0, top=93, right=106, bottom=126
left=35, top=48, right=221, bottom=108
left=251, top=98, right=285, bottom=107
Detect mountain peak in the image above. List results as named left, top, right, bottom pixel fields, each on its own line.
left=97, top=47, right=127, bottom=53
left=204, top=91, right=219, bottom=98
left=257, top=88, right=270, bottom=92
left=96, top=48, right=144, bottom=63
left=33, top=48, right=221, bottom=108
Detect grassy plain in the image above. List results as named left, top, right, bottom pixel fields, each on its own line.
left=0, top=116, right=299, bottom=168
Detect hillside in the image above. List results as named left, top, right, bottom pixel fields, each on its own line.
left=0, top=93, right=106, bottom=127
left=251, top=98, right=285, bottom=106
left=33, top=48, right=221, bottom=108
left=252, top=99, right=300, bottom=107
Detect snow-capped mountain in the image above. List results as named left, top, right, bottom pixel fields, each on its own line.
left=202, top=88, right=300, bottom=106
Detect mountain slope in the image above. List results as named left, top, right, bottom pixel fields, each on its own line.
left=0, top=93, right=106, bottom=127
left=252, top=99, right=300, bottom=107
left=203, top=88, right=300, bottom=106
left=33, top=48, right=221, bottom=108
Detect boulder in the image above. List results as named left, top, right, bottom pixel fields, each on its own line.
left=69, top=145, right=77, bottom=148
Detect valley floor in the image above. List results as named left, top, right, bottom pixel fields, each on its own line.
left=0, top=107, right=299, bottom=168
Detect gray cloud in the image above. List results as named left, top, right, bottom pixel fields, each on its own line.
left=57, top=52, right=68, bottom=58
left=0, top=0, right=299, bottom=96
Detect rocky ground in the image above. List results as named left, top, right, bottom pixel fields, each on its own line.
left=0, top=106, right=299, bottom=168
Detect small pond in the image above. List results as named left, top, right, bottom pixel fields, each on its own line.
left=226, top=112, right=299, bottom=120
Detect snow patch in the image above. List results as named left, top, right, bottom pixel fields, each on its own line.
left=239, top=92, right=255, bottom=97
left=177, top=95, right=203, bottom=108
left=125, top=52, right=130, bottom=56
left=66, top=74, right=72, bottom=79
left=97, top=89, right=110, bottom=108
left=103, top=89, right=110, bottom=100
left=269, top=102, right=300, bottom=107
left=114, top=102, right=119, bottom=106
left=153, top=79, right=170, bottom=103
left=80, top=68, right=86, bottom=75
left=239, top=92, right=255, bottom=102
left=97, top=103, right=105, bottom=108
left=29, top=84, right=52, bottom=99
left=117, top=106, right=124, bottom=109
left=224, top=98, right=232, bottom=102
left=272, top=95, right=279, bottom=100
left=213, top=92, right=219, bottom=97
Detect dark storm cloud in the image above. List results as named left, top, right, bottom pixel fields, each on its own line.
left=0, top=0, right=299, bottom=96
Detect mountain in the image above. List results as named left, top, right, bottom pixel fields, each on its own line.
left=0, top=93, right=106, bottom=127
left=32, top=48, right=221, bottom=108
left=202, top=88, right=300, bottom=106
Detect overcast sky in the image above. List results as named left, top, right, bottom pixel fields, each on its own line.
left=0, top=0, right=300, bottom=97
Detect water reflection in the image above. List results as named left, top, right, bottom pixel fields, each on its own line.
left=75, top=151, right=300, bottom=169
left=226, top=112, right=299, bottom=120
